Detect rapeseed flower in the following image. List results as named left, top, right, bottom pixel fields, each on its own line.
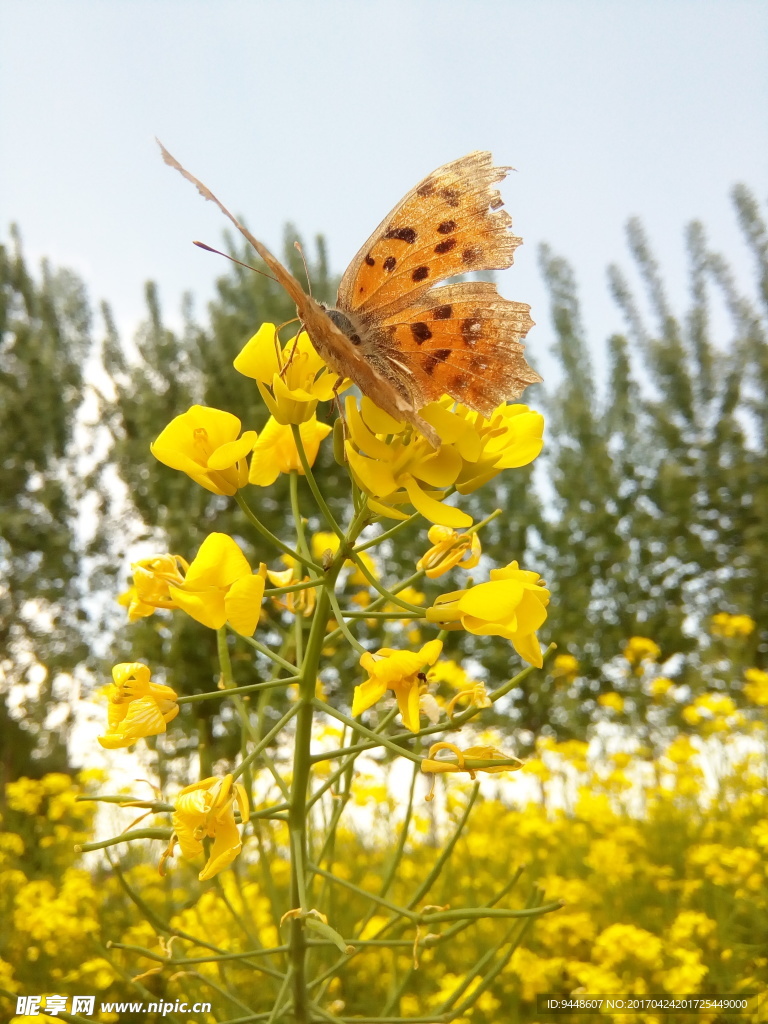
left=98, top=663, right=178, bottom=749
left=426, top=560, right=549, bottom=667
left=151, top=405, right=255, bottom=495
left=352, top=639, right=443, bottom=733
left=744, top=668, right=768, bottom=706
left=168, top=774, right=249, bottom=881
left=167, top=533, right=266, bottom=636
left=445, top=682, right=492, bottom=717
left=649, top=675, right=674, bottom=698
left=344, top=397, right=471, bottom=527
left=453, top=402, right=544, bottom=494
left=234, top=323, right=346, bottom=424
left=552, top=653, right=579, bottom=680
left=266, top=563, right=318, bottom=617
left=249, top=415, right=331, bottom=486
left=118, top=553, right=187, bottom=621
left=417, top=525, right=481, bottom=578
left=597, top=692, right=625, bottom=714
left=623, top=636, right=661, bottom=666
left=711, top=612, right=755, bottom=638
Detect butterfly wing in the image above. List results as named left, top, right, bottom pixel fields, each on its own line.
left=379, top=281, right=540, bottom=417
left=335, top=151, right=540, bottom=415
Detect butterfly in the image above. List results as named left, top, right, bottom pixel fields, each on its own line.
left=158, top=143, right=541, bottom=448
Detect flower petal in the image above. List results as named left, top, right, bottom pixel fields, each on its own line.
left=225, top=574, right=266, bottom=636
left=404, top=477, right=472, bottom=528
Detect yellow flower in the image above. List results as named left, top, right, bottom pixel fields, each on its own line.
left=248, top=414, right=331, bottom=486
left=682, top=704, right=701, bottom=726
left=416, top=525, right=481, bottom=578
left=234, top=323, right=347, bottom=424
left=150, top=405, right=255, bottom=495
left=343, top=396, right=544, bottom=527
left=118, top=553, right=188, bottom=621
left=453, top=402, right=544, bottom=494
left=664, top=735, right=698, bottom=764
left=426, top=560, right=549, bottom=667
left=266, top=564, right=318, bottom=617
left=711, top=612, right=755, bottom=638
left=445, top=682, right=492, bottom=716
left=344, top=396, right=471, bottom=528
left=744, top=668, right=768, bottom=706
left=352, top=640, right=443, bottom=733
left=168, top=533, right=266, bottom=635
left=623, top=636, right=661, bottom=665
left=597, top=692, right=625, bottom=714
left=170, top=774, right=249, bottom=880
left=429, top=658, right=472, bottom=689
left=649, top=675, right=674, bottom=697
left=98, top=663, right=178, bottom=749
left=552, top=653, right=579, bottom=680
left=421, top=741, right=522, bottom=799
left=311, top=531, right=340, bottom=562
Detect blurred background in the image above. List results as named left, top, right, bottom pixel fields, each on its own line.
left=1, top=2, right=767, bottom=1019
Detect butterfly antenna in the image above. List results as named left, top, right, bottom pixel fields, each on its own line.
left=294, top=240, right=313, bottom=297
left=193, top=241, right=279, bottom=283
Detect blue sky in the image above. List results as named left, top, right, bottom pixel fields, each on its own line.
left=1, top=0, right=766, bottom=389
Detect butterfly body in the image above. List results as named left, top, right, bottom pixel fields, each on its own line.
left=159, top=144, right=541, bottom=447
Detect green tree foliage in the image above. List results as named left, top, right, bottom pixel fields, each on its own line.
left=0, top=228, right=93, bottom=786
left=531, top=185, right=767, bottom=736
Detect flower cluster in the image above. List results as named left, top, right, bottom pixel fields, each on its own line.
left=344, top=395, right=543, bottom=527
left=98, top=315, right=551, bottom=901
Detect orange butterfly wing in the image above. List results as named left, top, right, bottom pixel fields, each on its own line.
left=335, top=152, right=540, bottom=416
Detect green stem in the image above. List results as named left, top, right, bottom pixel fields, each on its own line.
left=352, top=512, right=420, bottom=552
left=308, top=863, right=420, bottom=922
left=326, top=584, right=367, bottom=655
left=177, top=676, right=299, bottom=703
left=236, top=631, right=298, bottom=673
left=232, top=704, right=300, bottom=782
left=235, top=491, right=321, bottom=570
left=311, top=698, right=422, bottom=764
left=290, top=423, right=345, bottom=541
left=287, top=568, right=340, bottom=1023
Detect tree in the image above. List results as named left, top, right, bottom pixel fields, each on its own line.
left=0, top=228, right=94, bottom=786
left=528, top=186, right=767, bottom=736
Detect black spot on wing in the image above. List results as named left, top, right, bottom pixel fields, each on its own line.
left=441, top=188, right=460, bottom=207
left=383, top=256, right=396, bottom=272
left=384, top=226, right=417, bottom=244
left=436, top=219, right=457, bottom=234
left=410, top=322, right=432, bottom=344
left=434, top=238, right=456, bottom=255
left=365, top=254, right=375, bottom=266
left=433, top=304, right=452, bottom=320
left=423, top=348, right=452, bottom=376
left=412, top=266, right=429, bottom=282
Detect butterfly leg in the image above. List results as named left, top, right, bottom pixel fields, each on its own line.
left=331, top=376, right=350, bottom=453
left=276, top=319, right=301, bottom=378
